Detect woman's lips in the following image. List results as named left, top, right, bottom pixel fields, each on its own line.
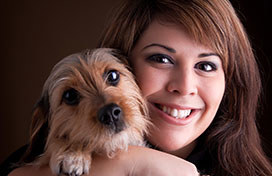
left=151, top=103, right=200, bottom=126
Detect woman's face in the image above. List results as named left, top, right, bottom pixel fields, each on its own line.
left=130, top=20, right=225, bottom=158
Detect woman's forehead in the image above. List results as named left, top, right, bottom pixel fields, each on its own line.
left=140, top=18, right=219, bottom=54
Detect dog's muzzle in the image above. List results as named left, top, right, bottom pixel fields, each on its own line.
left=98, top=103, right=125, bottom=133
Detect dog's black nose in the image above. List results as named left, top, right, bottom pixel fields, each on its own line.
left=98, top=103, right=125, bottom=133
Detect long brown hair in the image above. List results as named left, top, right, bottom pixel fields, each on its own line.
left=98, top=0, right=272, bottom=175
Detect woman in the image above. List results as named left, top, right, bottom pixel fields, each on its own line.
left=99, top=0, right=272, bottom=175
left=9, top=0, right=272, bottom=175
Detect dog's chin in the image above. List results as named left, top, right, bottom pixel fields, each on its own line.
left=96, top=127, right=144, bottom=158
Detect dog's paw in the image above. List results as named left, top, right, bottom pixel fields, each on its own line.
left=50, top=152, right=91, bottom=176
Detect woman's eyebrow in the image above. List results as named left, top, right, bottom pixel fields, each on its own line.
left=142, top=43, right=176, bottom=53
left=198, top=53, right=220, bottom=58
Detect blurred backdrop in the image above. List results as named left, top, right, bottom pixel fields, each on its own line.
left=1, top=0, right=271, bottom=164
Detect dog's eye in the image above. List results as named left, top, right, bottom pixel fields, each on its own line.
left=62, top=88, right=80, bottom=105
left=105, top=70, right=120, bottom=86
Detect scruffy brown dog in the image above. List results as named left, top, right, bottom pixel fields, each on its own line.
left=26, top=48, right=149, bottom=175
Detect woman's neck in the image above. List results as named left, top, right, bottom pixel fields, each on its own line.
left=167, top=141, right=197, bottom=159
left=146, top=139, right=197, bottom=159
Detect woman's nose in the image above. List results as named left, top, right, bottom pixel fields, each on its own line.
left=166, top=69, right=198, bottom=96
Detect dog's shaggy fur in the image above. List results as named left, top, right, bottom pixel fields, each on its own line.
left=24, top=48, right=149, bottom=175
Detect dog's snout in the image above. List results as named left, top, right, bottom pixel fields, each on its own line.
left=98, top=103, right=122, bottom=124
left=98, top=103, right=125, bottom=133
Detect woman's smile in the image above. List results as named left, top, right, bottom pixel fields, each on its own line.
left=150, top=102, right=203, bottom=126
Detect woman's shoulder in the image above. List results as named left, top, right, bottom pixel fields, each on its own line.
left=8, top=166, right=31, bottom=176
left=9, top=165, right=53, bottom=176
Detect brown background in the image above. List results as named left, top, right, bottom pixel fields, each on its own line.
left=1, top=0, right=271, bottom=164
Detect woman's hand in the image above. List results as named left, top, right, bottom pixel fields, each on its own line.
left=9, top=146, right=199, bottom=176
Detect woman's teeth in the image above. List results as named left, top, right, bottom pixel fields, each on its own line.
left=162, top=105, right=191, bottom=119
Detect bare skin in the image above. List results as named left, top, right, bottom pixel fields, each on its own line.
left=9, top=146, right=199, bottom=176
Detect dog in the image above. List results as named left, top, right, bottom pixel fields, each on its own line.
left=27, top=48, right=149, bottom=175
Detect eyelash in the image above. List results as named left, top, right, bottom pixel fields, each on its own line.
left=147, top=53, right=217, bottom=72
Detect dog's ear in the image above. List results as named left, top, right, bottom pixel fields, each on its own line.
left=30, top=93, right=50, bottom=137
left=20, top=92, right=50, bottom=163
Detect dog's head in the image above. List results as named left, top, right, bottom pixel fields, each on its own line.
left=27, top=48, right=149, bottom=159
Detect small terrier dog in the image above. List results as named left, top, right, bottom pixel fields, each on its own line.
left=27, top=48, right=149, bottom=175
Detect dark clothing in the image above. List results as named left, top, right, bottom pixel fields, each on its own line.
left=147, top=140, right=215, bottom=175
left=0, top=145, right=28, bottom=176
left=187, top=142, right=215, bottom=175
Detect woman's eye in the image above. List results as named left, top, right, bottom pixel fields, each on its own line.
left=147, top=54, right=173, bottom=64
left=62, top=88, right=81, bottom=105
left=105, top=70, right=120, bottom=86
left=195, top=62, right=217, bottom=72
